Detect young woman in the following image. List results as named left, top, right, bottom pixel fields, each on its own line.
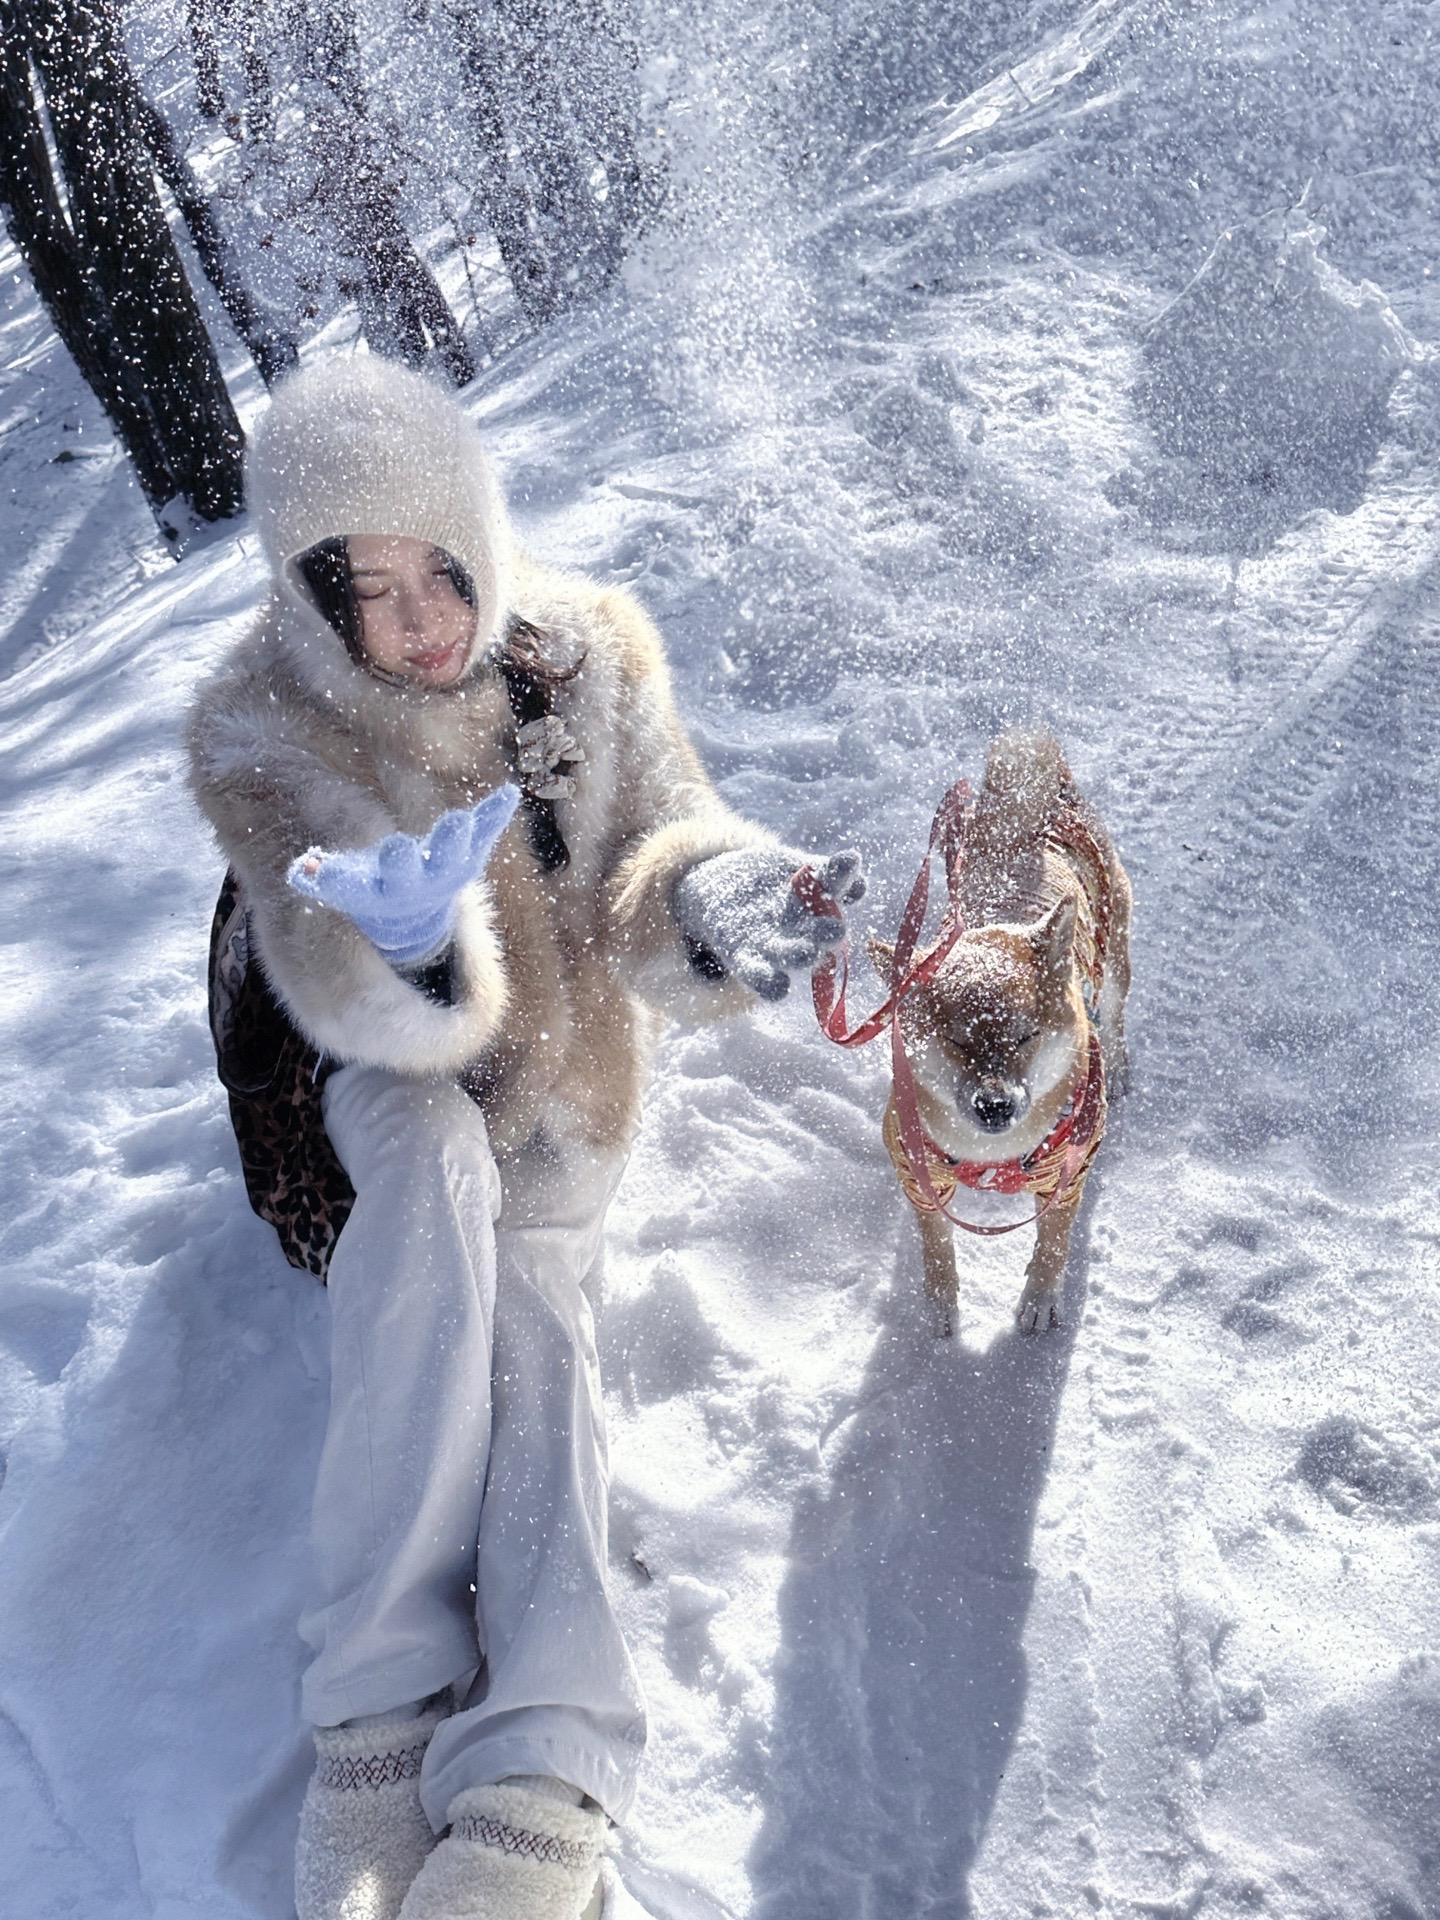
left=184, top=353, right=864, bottom=1920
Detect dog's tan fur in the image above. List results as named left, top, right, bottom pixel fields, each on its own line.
left=871, top=730, right=1131, bottom=1333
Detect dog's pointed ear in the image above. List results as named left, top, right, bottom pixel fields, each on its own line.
left=868, top=936, right=897, bottom=987
left=1029, top=897, right=1076, bottom=976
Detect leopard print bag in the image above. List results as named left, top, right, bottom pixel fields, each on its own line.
left=207, top=869, right=356, bottom=1280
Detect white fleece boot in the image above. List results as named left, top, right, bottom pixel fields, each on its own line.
left=397, top=1779, right=609, bottom=1920
left=295, top=1705, right=446, bottom=1920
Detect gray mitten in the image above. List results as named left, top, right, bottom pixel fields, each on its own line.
left=672, top=846, right=866, bottom=1000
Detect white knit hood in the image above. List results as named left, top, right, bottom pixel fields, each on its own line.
left=244, top=352, right=515, bottom=725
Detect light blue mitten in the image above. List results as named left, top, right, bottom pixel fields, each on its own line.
left=287, top=785, right=521, bottom=968
left=672, top=846, right=866, bottom=1000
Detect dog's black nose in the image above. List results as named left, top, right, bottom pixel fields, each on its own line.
left=972, top=1087, right=1016, bottom=1131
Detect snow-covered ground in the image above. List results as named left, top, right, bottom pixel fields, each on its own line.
left=3, top=3, right=1439, bottom=1916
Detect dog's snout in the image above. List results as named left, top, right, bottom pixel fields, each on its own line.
left=971, top=1083, right=1017, bottom=1131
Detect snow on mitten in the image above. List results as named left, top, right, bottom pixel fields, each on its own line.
left=672, top=845, right=866, bottom=1000
left=295, top=1705, right=445, bottom=1920
left=287, top=786, right=520, bottom=968
left=396, top=1780, right=608, bottom=1920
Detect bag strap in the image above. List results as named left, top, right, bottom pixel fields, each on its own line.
left=496, top=634, right=571, bottom=873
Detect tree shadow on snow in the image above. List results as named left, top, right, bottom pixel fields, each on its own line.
left=747, top=1203, right=1089, bottom=1917
left=0, top=1181, right=322, bottom=1920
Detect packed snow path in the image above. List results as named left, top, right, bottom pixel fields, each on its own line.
left=3, top=4, right=1438, bottom=1916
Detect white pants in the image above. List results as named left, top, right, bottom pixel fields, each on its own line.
left=300, top=1062, right=648, bottom=1829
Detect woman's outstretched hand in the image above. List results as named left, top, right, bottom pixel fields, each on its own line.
left=287, top=785, right=521, bottom=968
left=673, top=846, right=866, bottom=1000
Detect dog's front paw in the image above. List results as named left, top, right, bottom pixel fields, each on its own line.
left=1016, top=1285, right=1061, bottom=1334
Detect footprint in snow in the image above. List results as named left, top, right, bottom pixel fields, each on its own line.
left=1297, top=1414, right=1440, bottom=1522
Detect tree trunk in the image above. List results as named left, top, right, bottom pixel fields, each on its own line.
left=132, top=93, right=298, bottom=386
left=447, top=0, right=651, bottom=321
left=184, top=0, right=223, bottom=119
left=237, top=0, right=275, bottom=142
left=24, top=0, right=246, bottom=522
left=442, top=0, right=558, bottom=325
left=0, top=6, right=181, bottom=516
left=290, top=0, right=476, bottom=384
left=186, top=0, right=274, bottom=139
left=557, top=0, right=652, bottom=242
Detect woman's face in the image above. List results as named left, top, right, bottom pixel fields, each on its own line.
left=346, top=534, right=475, bottom=688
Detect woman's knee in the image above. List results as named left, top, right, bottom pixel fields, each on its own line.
left=322, top=1064, right=499, bottom=1208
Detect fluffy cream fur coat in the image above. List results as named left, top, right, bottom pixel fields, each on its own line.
left=185, top=554, right=779, bottom=1159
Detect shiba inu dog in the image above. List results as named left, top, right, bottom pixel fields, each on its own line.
left=870, top=730, right=1131, bottom=1333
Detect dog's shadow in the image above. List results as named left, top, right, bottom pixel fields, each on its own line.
left=746, top=1196, right=1091, bottom=1918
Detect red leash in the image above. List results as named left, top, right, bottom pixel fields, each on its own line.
left=796, top=777, right=974, bottom=1049
left=795, top=780, right=1105, bottom=1236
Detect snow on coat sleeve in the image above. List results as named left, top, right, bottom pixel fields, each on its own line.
left=184, top=665, right=509, bottom=1077
left=592, top=584, right=787, bottom=1024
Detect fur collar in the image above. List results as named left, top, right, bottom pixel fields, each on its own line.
left=261, top=586, right=512, bottom=774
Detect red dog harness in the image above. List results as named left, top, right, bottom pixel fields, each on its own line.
left=796, top=779, right=1112, bottom=1236
left=881, top=1029, right=1106, bottom=1222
